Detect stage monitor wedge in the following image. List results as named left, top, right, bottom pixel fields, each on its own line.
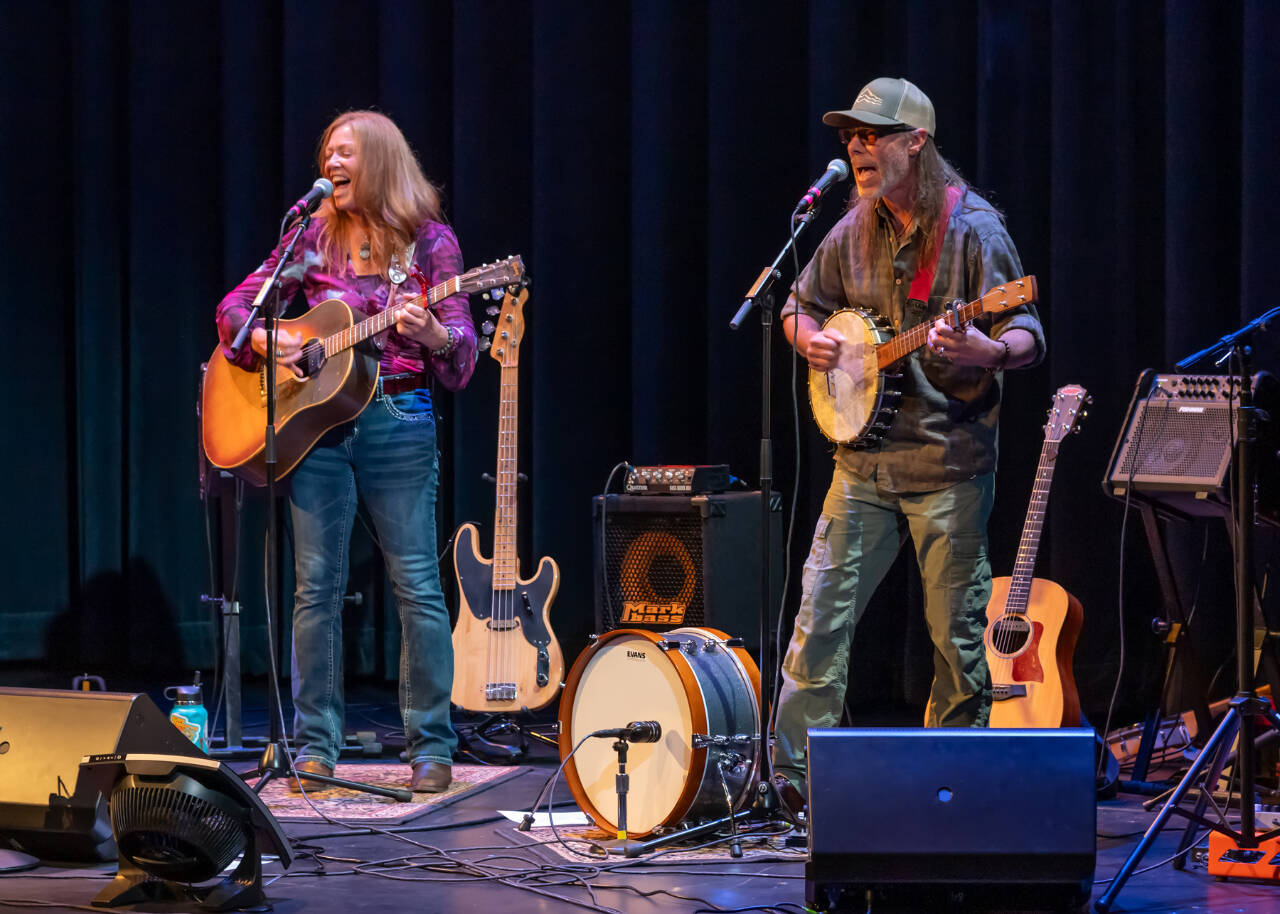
left=0, top=688, right=203, bottom=861
left=805, top=727, right=1096, bottom=912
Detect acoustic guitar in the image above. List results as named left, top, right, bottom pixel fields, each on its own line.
left=985, top=384, right=1089, bottom=728
left=807, top=276, right=1038, bottom=445
left=450, top=286, right=564, bottom=712
left=200, top=256, right=525, bottom=485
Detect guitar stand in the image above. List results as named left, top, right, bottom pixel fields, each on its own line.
left=454, top=712, right=558, bottom=763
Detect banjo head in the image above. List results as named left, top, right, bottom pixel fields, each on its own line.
left=808, top=309, right=890, bottom=444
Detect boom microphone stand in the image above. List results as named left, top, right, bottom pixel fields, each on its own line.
left=731, top=171, right=836, bottom=808
left=1095, top=307, right=1280, bottom=912
left=229, top=211, right=409, bottom=802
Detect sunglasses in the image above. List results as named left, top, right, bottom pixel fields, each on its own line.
left=837, top=125, right=917, bottom=147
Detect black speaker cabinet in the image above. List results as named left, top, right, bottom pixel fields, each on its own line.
left=592, top=492, right=782, bottom=654
left=806, top=728, right=1096, bottom=912
left=1104, top=371, right=1279, bottom=524
left=0, top=688, right=203, bottom=861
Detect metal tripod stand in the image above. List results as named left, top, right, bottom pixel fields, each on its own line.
left=1096, top=317, right=1280, bottom=911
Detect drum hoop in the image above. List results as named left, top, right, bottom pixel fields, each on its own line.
left=808, top=308, right=900, bottom=447
left=557, top=628, right=711, bottom=836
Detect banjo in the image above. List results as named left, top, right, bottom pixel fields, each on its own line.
left=807, top=276, right=1038, bottom=445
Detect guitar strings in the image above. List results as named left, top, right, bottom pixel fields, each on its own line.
left=489, top=328, right=519, bottom=699
left=296, top=277, right=457, bottom=363
left=990, top=435, right=1058, bottom=688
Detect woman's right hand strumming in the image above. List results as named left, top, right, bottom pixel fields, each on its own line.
left=251, top=326, right=305, bottom=378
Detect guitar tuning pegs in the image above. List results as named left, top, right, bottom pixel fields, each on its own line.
left=488, top=288, right=503, bottom=300
left=478, top=337, right=492, bottom=352
left=481, top=320, right=495, bottom=335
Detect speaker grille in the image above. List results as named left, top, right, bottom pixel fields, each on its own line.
left=600, top=511, right=704, bottom=631
left=1111, top=400, right=1232, bottom=487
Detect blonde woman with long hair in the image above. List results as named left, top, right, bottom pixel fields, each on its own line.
left=217, top=110, right=473, bottom=794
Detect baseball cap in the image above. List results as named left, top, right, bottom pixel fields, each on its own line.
left=822, top=77, right=936, bottom=137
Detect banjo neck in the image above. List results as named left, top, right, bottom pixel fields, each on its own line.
left=875, top=299, right=982, bottom=369
left=874, top=276, right=1038, bottom=371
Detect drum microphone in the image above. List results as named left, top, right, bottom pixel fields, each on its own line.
left=284, top=178, right=334, bottom=223
left=591, top=721, right=662, bottom=743
left=795, top=159, right=850, bottom=212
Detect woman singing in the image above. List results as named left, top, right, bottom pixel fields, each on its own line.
left=216, top=110, right=475, bottom=793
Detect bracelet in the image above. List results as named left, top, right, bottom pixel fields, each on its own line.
left=986, top=336, right=1011, bottom=373
left=430, top=325, right=457, bottom=357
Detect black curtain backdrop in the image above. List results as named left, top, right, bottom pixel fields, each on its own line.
left=2, top=0, right=1277, bottom=729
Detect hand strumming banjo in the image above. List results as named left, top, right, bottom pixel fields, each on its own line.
left=807, top=276, right=1038, bottom=445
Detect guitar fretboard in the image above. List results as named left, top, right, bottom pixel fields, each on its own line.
left=1004, top=440, right=1061, bottom=614
left=320, top=275, right=462, bottom=357
left=875, top=299, right=984, bottom=369
left=492, top=359, right=519, bottom=589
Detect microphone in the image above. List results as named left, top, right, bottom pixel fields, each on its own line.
left=796, top=159, right=850, bottom=212
left=284, top=178, right=334, bottom=223
left=591, top=721, right=662, bottom=743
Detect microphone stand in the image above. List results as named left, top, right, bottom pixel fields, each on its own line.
left=1095, top=306, right=1280, bottom=911
left=229, top=212, right=410, bottom=802
left=729, top=203, right=821, bottom=801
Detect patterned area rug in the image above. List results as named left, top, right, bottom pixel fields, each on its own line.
left=258, top=763, right=530, bottom=824
left=508, top=822, right=808, bottom=864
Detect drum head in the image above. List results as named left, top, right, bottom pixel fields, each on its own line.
left=808, top=309, right=881, bottom=444
left=561, top=631, right=698, bottom=835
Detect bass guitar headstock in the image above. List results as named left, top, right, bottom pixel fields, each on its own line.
left=487, top=285, right=529, bottom=368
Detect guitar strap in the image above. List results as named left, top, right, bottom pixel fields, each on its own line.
left=906, top=184, right=964, bottom=304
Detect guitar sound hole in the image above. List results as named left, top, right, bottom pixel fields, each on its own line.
left=990, top=617, right=1032, bottom=657
left=299, top=339, right=325, bottom=379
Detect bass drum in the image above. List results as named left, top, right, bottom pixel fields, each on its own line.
left=558, top=627, right=760, bottom=836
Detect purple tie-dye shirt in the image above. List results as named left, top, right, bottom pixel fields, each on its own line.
left=215, top=217, right=476, bottom=391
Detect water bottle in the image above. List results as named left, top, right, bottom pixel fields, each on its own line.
left=165, top=672, right=209, bottom=753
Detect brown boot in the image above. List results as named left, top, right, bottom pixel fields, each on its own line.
left=409, top=761, right=452, bottom=793
left=771, top=772, right=808, bottom=825
left=287, top=759, right=334, bottom=793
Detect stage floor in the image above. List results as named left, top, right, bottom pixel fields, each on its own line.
left=3, top=753, right=1280, bottom=912
left=1, top=676, right=1278, bottom=911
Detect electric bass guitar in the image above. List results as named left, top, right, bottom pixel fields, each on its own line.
left=985, top=384, right=1089, bottom=728
left=200, top=256, right=525, bottom=485
left=807, top=276, right=1038, bottom=445
left=450, top=285, right=564, bottom=712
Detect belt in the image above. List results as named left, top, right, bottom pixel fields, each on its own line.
left=377, top=373, right=427, bottom=396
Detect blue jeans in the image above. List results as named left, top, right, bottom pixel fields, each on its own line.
left=288, top=385, right=456, bottom=769
left=772, top=465, right=995, bottom=790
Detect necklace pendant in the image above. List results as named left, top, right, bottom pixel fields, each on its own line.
left=358, top=240, right=371, bottom=261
